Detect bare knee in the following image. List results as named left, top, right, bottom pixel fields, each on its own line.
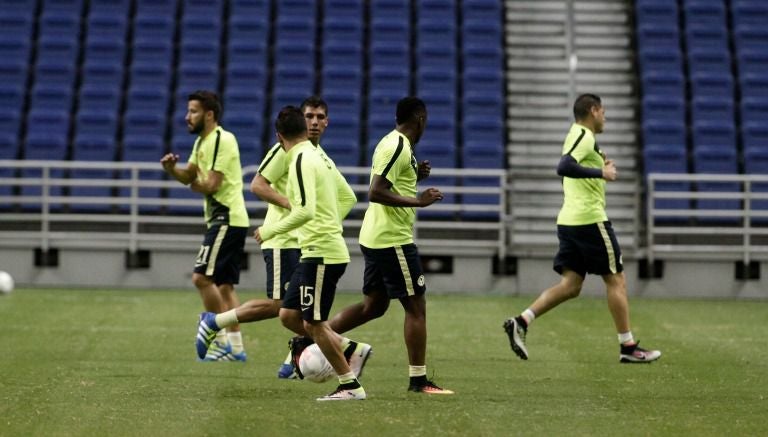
left=192, top=273, right=212, bottom=290
left=362, top=296, right=389, bottom=320
left=564, top=283, right=582, bottom=299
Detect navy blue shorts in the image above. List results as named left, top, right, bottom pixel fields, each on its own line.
left=361, top=243, right=426, bottom=298
left=262, top=248, right=301, bottom=300
left=193, top=225, right=248, bottom=286
left=553, top=221, right=623, bottom=278
left=282, top=259, right=347, bottom=322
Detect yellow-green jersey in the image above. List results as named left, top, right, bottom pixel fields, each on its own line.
left=256, top=142, right=299, bottom=249
left=557, top=123, right=608, bottom=225
left=359, top=130, right=418, bottom=248
left=188, top=126, right=249, bottom=228
left=259, top=140, right=356, bottom=264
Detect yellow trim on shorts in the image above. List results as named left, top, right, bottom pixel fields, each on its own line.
left=313, top=264, right=325, bottom=321
left=597, top=222, right=617, bottom=274
left=205, top=225, right=228, bottom=276
left=395, top=246, right=415, bottom=296
left=273, top=248, right=282, bottom=299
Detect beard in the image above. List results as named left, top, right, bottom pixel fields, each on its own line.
left=188, top=119, right=204, bottom=135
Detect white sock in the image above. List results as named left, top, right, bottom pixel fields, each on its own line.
left=521, top=309, right=536, bottom=325
left=283, top=350, right=293, bottom=365
left=409, top=365, right=426, bottom=377
left=618, top=331, right=634, bottom=345
left=215, top=330, right=228, bottom=345
left=215, top=309, right=238, bottom=329
left=338, top=372, right=356, bottom=385
left=228, top=331, right=244, bottom=353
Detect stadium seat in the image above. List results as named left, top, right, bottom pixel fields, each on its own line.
left=743, top=146, right=768, bottom=222
left=26, top=109, right=69, bottom=139
left=416, top=0, right=455, bottom=19
left=38, top=11, right=80, bottom=37
left=365, top=112, right=396, bottom=161
left=732, top=25, right=768, bottom=52
left=132, top=38, right=174, bottom=64
left=692, top=146, right=741, bottom=218
left=371, top=0, right=409, bottom=19
left=369, top=40, right=410, bottom=69
left=462, top=140, right=504, bottom=220
left=691, top=95, right=734, bottom=123
left=323, top=17, right=363, bottom=44
left=634, top=0, right=679, bottom=27
left=691, top=120, right=736, bottom=150
left=82, top=60, right=124, bottom=86
left=636, top=23, right=680, bottom=52
left=683, top=0, right=727, bottom=26
left=225, top=62, right=266, bottom=90
left=420, top=90, right=456, bottom=123
left=642, top=95, right=686, bottom=123
left=120, top=134, right=165, bottom=213
left=687, top=48, right=731, bottom=74
left=731, top=0, right=768, bottom=27
left=84, top=37, right=126, bottom=65
left=29, top=84, right=72, bottom=111
left=129, top=61, right=172, bottom=88
left=323, top=91, right=361, bottom=121
left=0, top=84, right=23, bottom=113
left=0, top=36, right=30, bottom=62
left=0, top=61, right=27, bottom=88
left=179, top=39, right=219, bottom=65
left=742, top=121, right=768, bottom=150
left=86, top=12, right=128, bottom=41
left=463, top=43, right=503, bottom=70
left=370, top=18, right=410, bottom=46
left=463, top=67, right=503, bottom=94
left=180, top=15, right=221, bottom=42
left=690, top=71, right=734, bottom=98
left=222, top=114, right=263, bottom=153
left=183, top=0, right=223, bottom=16
left=641, top=119, right=687, bottom=149
left=76, top=110, right=118, bottom=139
left=274, top=40, right=315, bottom=67
left=736, top=49, right=768, bottom=76
left=321, top=64, right=363, bottom=94
left=133, top=15, right=175, bottom=41
left=0, top=108, right=21, bottom=139
left=33, top=60, right=75, bottom=89
left=90, top=0, right=131, bottom=14
left=462, top=19, right=502, bottom=46
left=78, top=84, right=121, bottom=113
left=417, top=67, right=457, bottom=95
left=230, top=0, right=271, bottom=17
left=229, top=15, right=269, bottom=42
left=136, top=0, right=177, bottom=15
left=685, top=24, right=729, bottom=53
left=643, top=145, right=691, bottom=213
left=123, top=110, right=167, bottom=137
left=324, top=0, right=362, bottom=20
left=638, top=47, right=683, bottom=74
left=462, top=0, right=501, bottom=22
left=740, top=96, right=768, bottom=126
left=641, top=71, right=686, bottom=100
left=274, top=16, right=316, bottom=45
left=463, top=116, right=503, bottom=148
left=369, top=65, right=410, bottom=96
left=321, top=40, right=363, bottom=69
left=739, top=72, right=768, bottom=98
left=417, top=18, right=456, bottom=47
left=223, top=86, right=265, bottom=115
left=0, top=11, right=33, bottom=40
left=176, top=63, right=219, bottom=95
left=36, top=35, right=79, bottom=64
left=227, top=40, right=268, bottom=64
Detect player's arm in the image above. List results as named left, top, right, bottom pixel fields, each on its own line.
left=161, top=153, right=197, bottom=185
left=557, top=155, right=616, bottom=181
left=369, top=174, right=443, bottom=208
left=250, top=174, right=291, bottom=209
left=334, top=169, right=357, bottom=220
left=190, top=170, right=222, bottom=194
left=258, top=155, right=315, bottom=242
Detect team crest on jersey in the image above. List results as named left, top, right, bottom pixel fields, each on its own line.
left=417, top=275, right=425, bottom=287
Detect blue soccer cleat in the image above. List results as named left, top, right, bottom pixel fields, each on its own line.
left=277, top=363, right=298, bottom=379
left=201, top=340, right=232, bottom=362
left=196, top=312, right=220, bottom=359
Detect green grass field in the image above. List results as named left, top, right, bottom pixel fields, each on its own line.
left=1, top=288, right=766, bottom=436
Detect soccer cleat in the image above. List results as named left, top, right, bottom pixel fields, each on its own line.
left=201, top=340, right=232, bottom=361
left=196, top=312, right=221, bottom=359
left=503, top=317, right=528, bottom=360
left=619, top=342, right=661, bottom=363
left=277, top=363, right=298, bottom=379
left=348, top=342, right=373, bottom=378
left=316, top=385, right=366, bottom=401
left=407, top=380, right=454, bottom=395
left=288, top=336, right=315, bottom=380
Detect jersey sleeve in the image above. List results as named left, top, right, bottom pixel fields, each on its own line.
left=187, top=138, right=199, bottom=165
left=335, top=168, right=357, bottom=220
left=258, top=143, right=287, bottom=184
left=210, top=133, right=239, bottom=172
left=259, top=152, right=314, bottom=241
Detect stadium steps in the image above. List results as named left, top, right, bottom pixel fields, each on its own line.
left=504, top=0, right=641, bottom=255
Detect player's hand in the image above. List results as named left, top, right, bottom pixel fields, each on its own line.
left=417, top=160, right=431, bottom=181
left=602, top=159, right=617, bottom=181
left=418, top=188, right=443, bottom=207
left=254, top=227, right=264, bottom=244
left=160, top=153, right=179, bottom=172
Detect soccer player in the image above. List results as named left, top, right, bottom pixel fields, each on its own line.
left=161, top=90, right=248, bottom=361
left=503, top=93, right=662, bottom=364
left=256, top=106, right=368, bottom=400
left=328, top=97, right=454, bottom=394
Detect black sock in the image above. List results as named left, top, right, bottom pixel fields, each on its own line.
left=410, top=375, right=428, bottom=386
left=515, top=316, right=528, bottom=330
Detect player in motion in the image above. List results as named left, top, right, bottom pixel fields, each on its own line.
left=328, top=97, right=453, bottom=394
left=503, top=93, right=661, bottom=364
left=161, top=90, right=248, bottom=361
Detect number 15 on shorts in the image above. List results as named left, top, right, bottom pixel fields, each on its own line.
left=300, top=285, right=314, bottom=308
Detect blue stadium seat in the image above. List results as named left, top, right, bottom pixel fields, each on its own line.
left=36, top=35, right=79, bottom=64
left=417, top=0, right=455, bottom=19
left=462, top=90, right=503, bottom=118
left=90, top=0, right=131, bottom=14
left=417, top=18, right=456, bottom=46
left=742, top=121, right=768, bottom=150
left=324, top=0, right=362, bottom=20
left=271, top=65, right=313, bottom=103
left=223, top=86, right=265, bottom=115
left=365, top=112, right=396, bottom=161
left=0, top=132, right=16, bottom=197
left=274, top=16, right=316, bottom=45
left=321, top=65, right=362, bottom=95
left=76, top=110, right=118, bottom=139
left=231, top=0, right=271, bottom=17
left=643, top=145, right=690, bottom=212
left=691, top=95, right=734, bottom=123
left=371, top=0, right=409, bottom=19
left=736, top=49, right=768, bottom=75
left=683, top=0, right=727, bottom=26
left=463, top=67, right=503, bottom=94
left=0, top=108, right=21, bottom=139
left=30, top=83, right=72, bottom=109
left=120, top=134, right=165, bottom=212
left=84, top=37, right=126, bottom=65
left=323, top=16, right=363, bottom=44
left=462, top=0, right=501, bottom=22
left=133, top=15, right=175, bottom=41
left=687, top=47, right=731, bottom=74
left=222, top=114, right=262, bottom=167
left=321, top=40, right=362, bottom=68
left=743, top=146, right=768, bottom=222
left=690, top=71, right=734, bottom=97
left=370, top=18, right=410, bottom=46
left=419, top=90, right=456, bottom=122
left=417, top=67, right=457, bottom=94
left=463, top=116, right=503, bottom=149
left=274, top=40, right=315, bottom=67
left=638, top=47, right=683, bottom=74
left=26, top=109, right=69, bottom=139
left=462, top=19, right=502, bottom=46
left=180, top=15, right=221, bottom=42
left=323, top=91, right=361, bottom=121
left=462, top=140, right=503, bottom=219
left=70, top=132, right=118, bottom=212
left=686, top=25, right=729, bottom=54
left=136, top=0, right=177, bottom=15
left=123, top=110, right=167, bottom=137
left=0, top=36, right=31, bottom=62
left=321, top=122, right=361, bottom=167
left=82, top=60, right=125, bottom=86
left=0, top=11, right=34, bottom=40
left=86, top=12, right=128, bottom=41
left=271, top=89, right=309, bottom=117
left=692, top=146, right=740, bottom=218
left=636, top=23, right=680, bottom=52
left=739, top=73, right=768, bottom=98
left=179, top=39, right=219, bottom=65
left=21, top=129, right=67, bottom=208
left=1, top=84, right=24, bottom=110
left=731, top=0, right=768, bottom=27
left=369, top=65, right=410, bottom=98
left=740, top=96, right=768, bottom=125
left=176, top=63, right=219, bottom=95
left=463, top=43, right=502, bottom=70
left=369, top=40, right=410, bottom=68
left=43, top=0, right=84, bottom=13
left=227, top=40, right=267, bottom=64
left=170, top=107, right=188, bottom=137
left=228, top=15, right=269, bottom=42
left=641, top=119, right=687, bottom=149
left=225, top=62, right=266, bottom=90
left=132, top=38, right=173, bottom=64
left=33, top=60, right=75, bottom=89
left=691, top=120, right=736, bottom=149
left=38, top=11, right=80, bottom=37
left=416, top=139, right=457, bottom=218
left=733, top=25, right=768, bottom=52
left=0, top=61, right=27, bottom=87
left=642, top=95, right=686, bottom=123
left=183, top=0, right=223, bottom=16
left=277, top=0, right=314, bottom=16
left=78, top=84, right=121, bottom=112
left=129, top=61, right=172, bottom=88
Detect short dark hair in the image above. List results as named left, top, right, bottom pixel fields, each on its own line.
left=188, top=90, right=222, bottom=121
left=300, top=96, right=328, bottom=115
left=396, top=97, right=427, bottom=124
left=573, top=93, right=602, bottom=121
left=275, top=106, right=307, bottom=140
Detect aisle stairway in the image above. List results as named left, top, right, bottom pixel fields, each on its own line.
left=504, top=0, right=641, bottom=256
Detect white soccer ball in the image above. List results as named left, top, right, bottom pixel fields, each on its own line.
left=298, top=343, right=336, bottom=383
left=0, top=271, right=14, bottom=294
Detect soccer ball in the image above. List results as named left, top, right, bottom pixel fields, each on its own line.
left=298, top=343, right=336, bottom=383
left=0, top=271, right=14, bottom=294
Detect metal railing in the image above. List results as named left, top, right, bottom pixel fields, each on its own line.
left=0, top=160, right=509, bottom=259
left=646, top=173, right=768, bottom=264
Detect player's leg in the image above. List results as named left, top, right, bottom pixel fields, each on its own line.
left=192, top=225, right=232, bottom=360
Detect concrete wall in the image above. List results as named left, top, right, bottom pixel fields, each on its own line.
left=1, top=246, right=765, bottom=299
